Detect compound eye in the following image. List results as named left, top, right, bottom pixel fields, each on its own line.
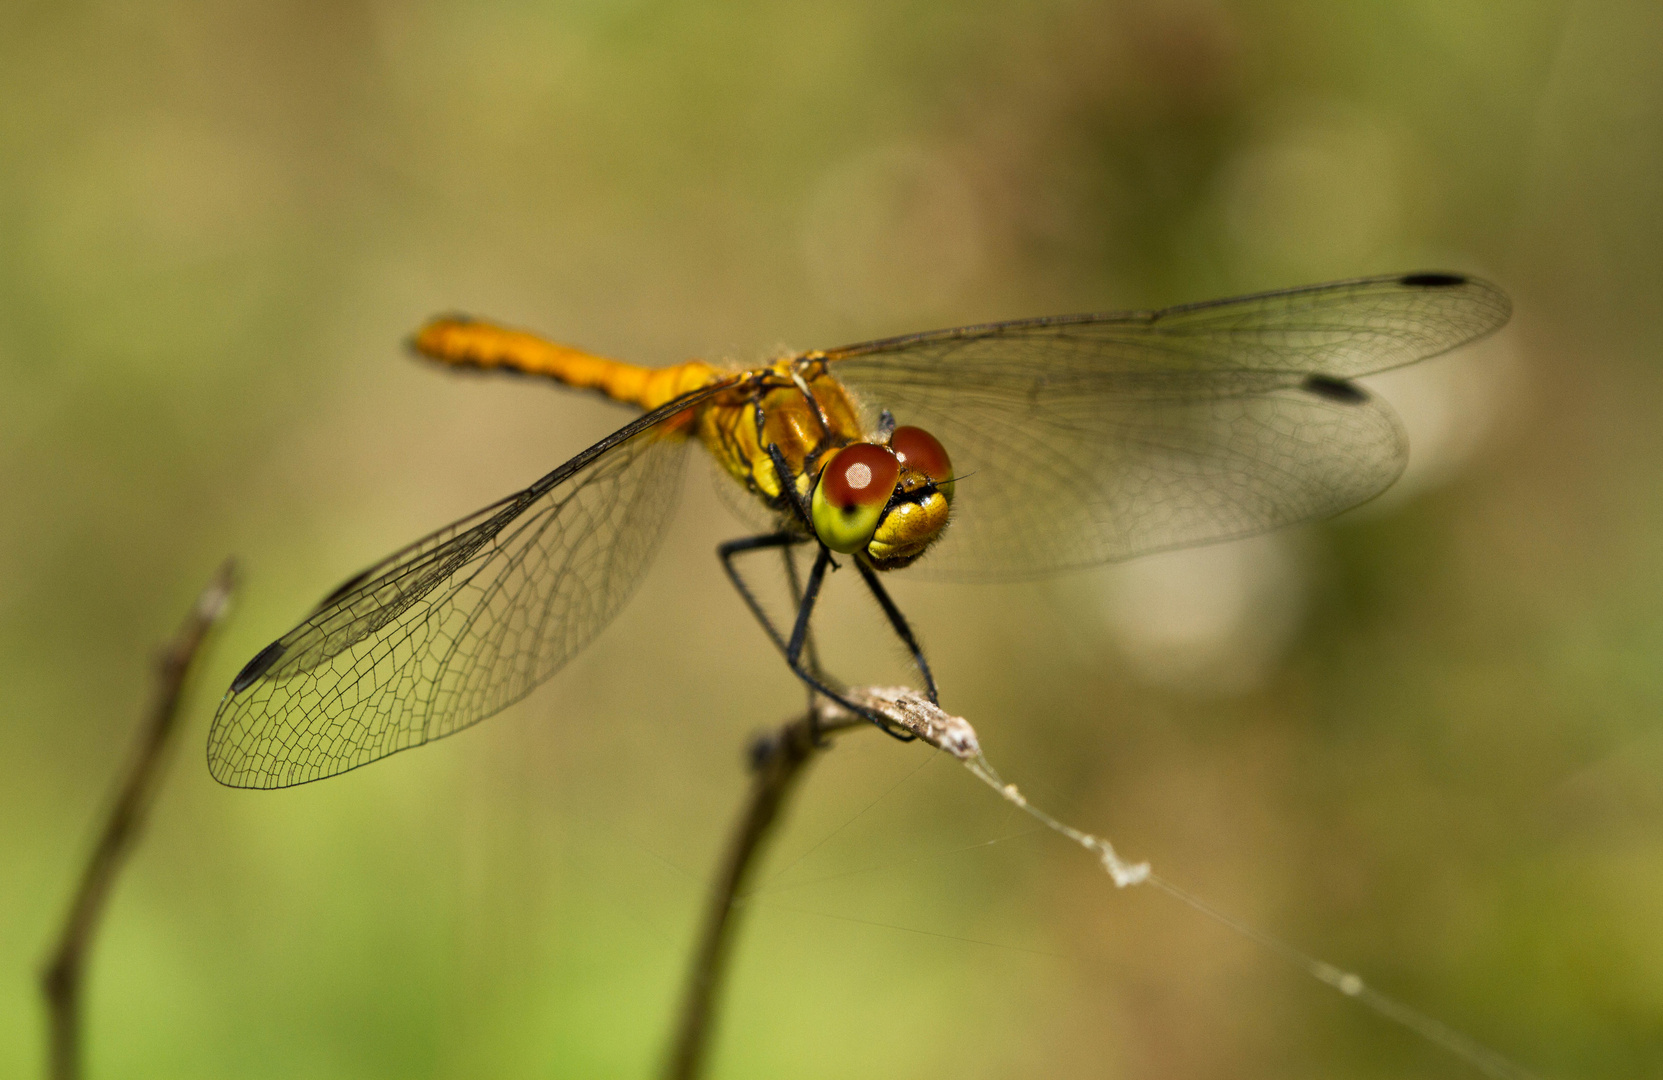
left=890, top=425, right=953, bottom=501
left=811, top=443, right=900, bottom=554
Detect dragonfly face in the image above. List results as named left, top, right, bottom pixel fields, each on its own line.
left=209, top=272, right=1512, bottom=788
left=823, top=425, right=955, bottom=569
left=698, top=362, right=955, bottom=567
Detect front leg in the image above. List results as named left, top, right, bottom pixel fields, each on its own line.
left=718, top=531, right=806, bottom=661
left=780, top=542, right=824, bottom=712
left=717, top=534, right=917, bottom=742
left=853, top=557, right=939, bottom=704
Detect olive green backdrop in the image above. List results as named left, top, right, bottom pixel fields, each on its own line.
left=4, top=1, right=1658, bottom=1077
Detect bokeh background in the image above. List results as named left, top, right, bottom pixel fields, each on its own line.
left=4, top=0, right=1659, bottom=1076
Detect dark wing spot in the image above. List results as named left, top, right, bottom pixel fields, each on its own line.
left=231, top=640, right=287, bottom=693
left=1399, top=272, right=1467, bottom=288
left=314, top=567, right=375, bottom=611
left=1302, top=374, right=1369, bottom=404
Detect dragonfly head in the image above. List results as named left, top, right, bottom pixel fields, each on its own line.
left=811, top=426, right=954, bottom=569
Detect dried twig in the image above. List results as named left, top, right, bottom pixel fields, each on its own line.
left=663, top=689, right=978, bottom=1080
left=39, top=560, right=237, bottom=1080
left=665, top=684, right=1539, bottom=1080
left=663, top=703, right=856, bottom=1080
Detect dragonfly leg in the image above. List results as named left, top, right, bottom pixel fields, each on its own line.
left=784, top=545, right=836, bottom=747
left=780, top=544, right=825, bottom=715
left=718, top=532, right=806, bottom=660
left=718, top=532, right=842, bottom=695
left=789, top=368, right=834, bottom=441
left=767, top=443, right=815, bottom=531
left=852, top=557, right=939, bottom=704
left=717, top=533, right=917, bottom=743
left=785, top=549, right=917, bottom=744
left=784, top=545, right=830, bottom=668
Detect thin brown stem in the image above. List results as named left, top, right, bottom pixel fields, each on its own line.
left=664, top=705, right=867, bottom=1080
left=40, top=560, right=237, bottom=1080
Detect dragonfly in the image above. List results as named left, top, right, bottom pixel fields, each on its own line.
left=208, top=272, right=1510, bottom=788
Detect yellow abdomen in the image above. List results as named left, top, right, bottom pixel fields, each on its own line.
left=411, top=317, right=867, bottom=517
left=412, top=317, right=722, bottom=412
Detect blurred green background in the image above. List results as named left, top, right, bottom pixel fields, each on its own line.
left=4, top=0, right=1660, bottom=1076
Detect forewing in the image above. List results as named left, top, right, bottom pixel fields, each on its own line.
left=826, top=273, right=1510, bottom=579
left=208, top=391, right=718, bottom=788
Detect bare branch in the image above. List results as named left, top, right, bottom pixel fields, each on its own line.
left=834, top=687, right=980, bottom=759
left=40, top=560, right=237, bottom=1080
left=667, top=682, right=1540, bottom=1080
left=663, top=687, right=979, bottom=1080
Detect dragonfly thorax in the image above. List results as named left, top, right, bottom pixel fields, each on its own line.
left=695, top=359, right=954, bottom=569
left=698, top=364, right=858, bottom=509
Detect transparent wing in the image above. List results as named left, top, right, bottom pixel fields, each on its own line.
left=825, top=273, right=1511, bottom=580
left=207, top=387, right=725, bottom=789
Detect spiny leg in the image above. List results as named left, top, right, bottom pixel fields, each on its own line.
left=785, top=546, right=831, bottom=669
left=717, top=533, right=841, bottom=697
left=786, top=548, right=916, bottom=742
left=781, top=543, right=825, bottom=713
left=767, top=443, right=814, bottom=530
left=785, top=548, right=914, bottom=743
left=766, top=440, right=838, bottom=734
left=759, top=424, right=818, bottom=668
left=853, top=557, right=940, bottom=704
left=718, top=431, right=819, bottom=669
left=718, top=534, right=840, bottom=696
left=717, top=534, right=916, bottom=742
left=718, top=532, right=805, bottom=661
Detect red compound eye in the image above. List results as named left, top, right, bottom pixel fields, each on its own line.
left=812, top=443, right=901, bottom=554
left=818, top=442, right=899, bottom=510
left=889, top=426, right=952, bottom=484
